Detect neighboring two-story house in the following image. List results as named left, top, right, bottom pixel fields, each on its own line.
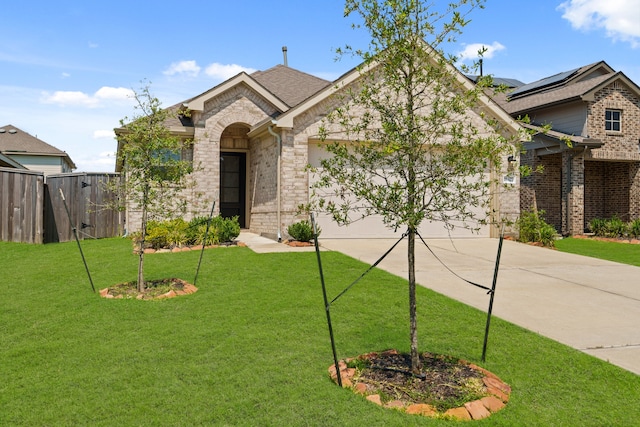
left=494, top=62, right=640, bottom=236
left=0, top=124, right=76, bottom=176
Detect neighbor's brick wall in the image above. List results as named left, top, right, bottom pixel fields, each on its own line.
left=584, top=161, right=630, bottom=227
left=587, top=82, right=640, bottom=157
left=520, top=152, right=563, bottom=233
left=520, top=80, right=640, bottom=237
left=582, top=82, right=640, bottom=227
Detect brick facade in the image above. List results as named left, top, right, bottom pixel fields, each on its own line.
left=521, top=79, right=640, bottom=235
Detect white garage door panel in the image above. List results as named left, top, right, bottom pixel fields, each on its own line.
left=308, top=145, right=490, bottom=239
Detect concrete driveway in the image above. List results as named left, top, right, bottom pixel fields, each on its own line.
left=319, top=237, right=640, bottom=376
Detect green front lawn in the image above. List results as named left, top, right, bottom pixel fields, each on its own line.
left=556, top=237, right=640, bottom=266
left=1, top=238, right=638, bottom=426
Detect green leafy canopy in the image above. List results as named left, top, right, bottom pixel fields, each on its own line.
left=311, top=0, right=521, bottom=235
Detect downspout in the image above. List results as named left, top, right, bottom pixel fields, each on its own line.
left=268, top=123, right=282, bottom=242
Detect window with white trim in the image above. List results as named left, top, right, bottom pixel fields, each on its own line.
left=605, top=109, right=621, bottom=132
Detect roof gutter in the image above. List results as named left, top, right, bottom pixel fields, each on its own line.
left=267, top=122, right=282, bottom=242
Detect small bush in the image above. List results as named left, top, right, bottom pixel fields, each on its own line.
left=136, top=215, right=240, bottom=249
left=588, top=218, right=606, bottom=236
left=589, top=216, right=633, bottom=238
left=517, top=209, right=557, bottom=248
left=146, top=218, right=189, bottom=249
left=209, top=215, right=241, bottom=244
left=287, top=220, right=317, bottom=242
left=604, top=216, right=628, bottom=238
left=629, top=218, right=640, bottom=238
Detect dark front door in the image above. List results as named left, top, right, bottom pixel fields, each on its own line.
left=220, top=152, right=246, bottom=228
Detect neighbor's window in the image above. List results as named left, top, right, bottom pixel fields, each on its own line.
left=605, top=109, right=621, bottom=132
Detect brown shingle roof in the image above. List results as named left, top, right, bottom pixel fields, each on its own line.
left=251, top=65, right=331, bottom=107
left=0, top=124, right=68, bottom=155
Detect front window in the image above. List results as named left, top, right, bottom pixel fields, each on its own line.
left=605, top=109, right=621, bottom=132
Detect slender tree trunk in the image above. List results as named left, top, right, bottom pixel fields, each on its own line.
left=137, top=212, right=146, bottom=293
left=408, top=227, right=420, bottom=374
left=137, top=186, right=149, bottom=293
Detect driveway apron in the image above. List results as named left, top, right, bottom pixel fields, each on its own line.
left=318, top=238, right=640, bottom=376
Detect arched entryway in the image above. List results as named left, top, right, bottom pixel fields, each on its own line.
left=220, top=124, right=250, bottom=228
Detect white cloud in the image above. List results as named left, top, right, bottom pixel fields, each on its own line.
left=95, top=86, right=134, bottom=101
left=457, top=42, right=506, bottom=62
left=204, top=63, right=257, bottom=80
left=558, top=0, right=640, bottom=47
left=61, top=72, right=70, bottom=78
left=41, top=90, right=97, bottom=107
left=41, top=86, right=134, bottom=107
left=93, top=130, right=115, bottom=139
left=163, top=60, right=201, bottom=77
left=88, top=42, right=99, bottom=48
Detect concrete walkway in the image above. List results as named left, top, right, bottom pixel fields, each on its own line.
left=239, top=232, right=640, bottom=376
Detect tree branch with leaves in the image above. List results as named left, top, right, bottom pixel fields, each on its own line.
left=310, top=0, right=523, bottom=373
left=116, top=83, right=195, bottom=292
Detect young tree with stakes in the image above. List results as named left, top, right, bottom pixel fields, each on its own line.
left=117, top=84, right=194, bottom=292
left=311, top=0, right=523, bottom=373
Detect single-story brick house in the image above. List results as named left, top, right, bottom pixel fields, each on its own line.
left=116, top=56, right=522, bottom=239
left=494, top=61, right=640, bottom=235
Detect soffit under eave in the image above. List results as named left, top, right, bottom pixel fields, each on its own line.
left=185, top=74, right=289, bottom=113
left=525, top=133, right=603, bottom=157
left=0, top=152, right=25, bottom=168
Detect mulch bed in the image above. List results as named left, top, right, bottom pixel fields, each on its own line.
left=330, top=350, right=510, bottom=420
left=99, top=278, right=198, bottom=300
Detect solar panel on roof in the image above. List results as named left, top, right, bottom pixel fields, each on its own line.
left=509, top=67, right=580, bottom=97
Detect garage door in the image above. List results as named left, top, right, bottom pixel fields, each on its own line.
left=308, top=145, right=490, bottom=239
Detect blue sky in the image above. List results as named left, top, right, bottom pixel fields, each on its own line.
left=1, top=0, right=639, bottom=172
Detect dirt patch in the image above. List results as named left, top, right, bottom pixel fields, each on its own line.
left=283, top=240, right=314, bottom=247
left=99, top=278, right=198, bottom=300
left=330, top=350, right=510, bottom=420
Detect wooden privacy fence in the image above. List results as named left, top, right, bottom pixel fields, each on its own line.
left=0, top=168, right=123, bottom=244
left=45, top=172, right=124, bottom=243
left=0, top=167, right=45, bottom=243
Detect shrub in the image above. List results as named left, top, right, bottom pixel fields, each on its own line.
left=209, top=215, right=241, bottom=244
left=589, top=216, right=629, bottom=238
left=588, top=218, right=606, bottom=236
left=186, top=216, right=214, bottom=246
left=629, top=218, right=640, bottom=238
left=287, top=220, right=317, bottom=242
left=604, top=216, right=627, bottom=238
left=136, top=215, right=240, bottom=249
left=517, top=209, right=557, bottom=248
left=146, top=218, right=188, bottom=249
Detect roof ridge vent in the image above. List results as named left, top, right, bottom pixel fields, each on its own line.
left=0, top=129, right=5, bottom=133
left=8, top=129, right=17, bottom=134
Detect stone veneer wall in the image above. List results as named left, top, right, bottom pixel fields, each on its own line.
left=248, top=134, right=278, bottom=236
